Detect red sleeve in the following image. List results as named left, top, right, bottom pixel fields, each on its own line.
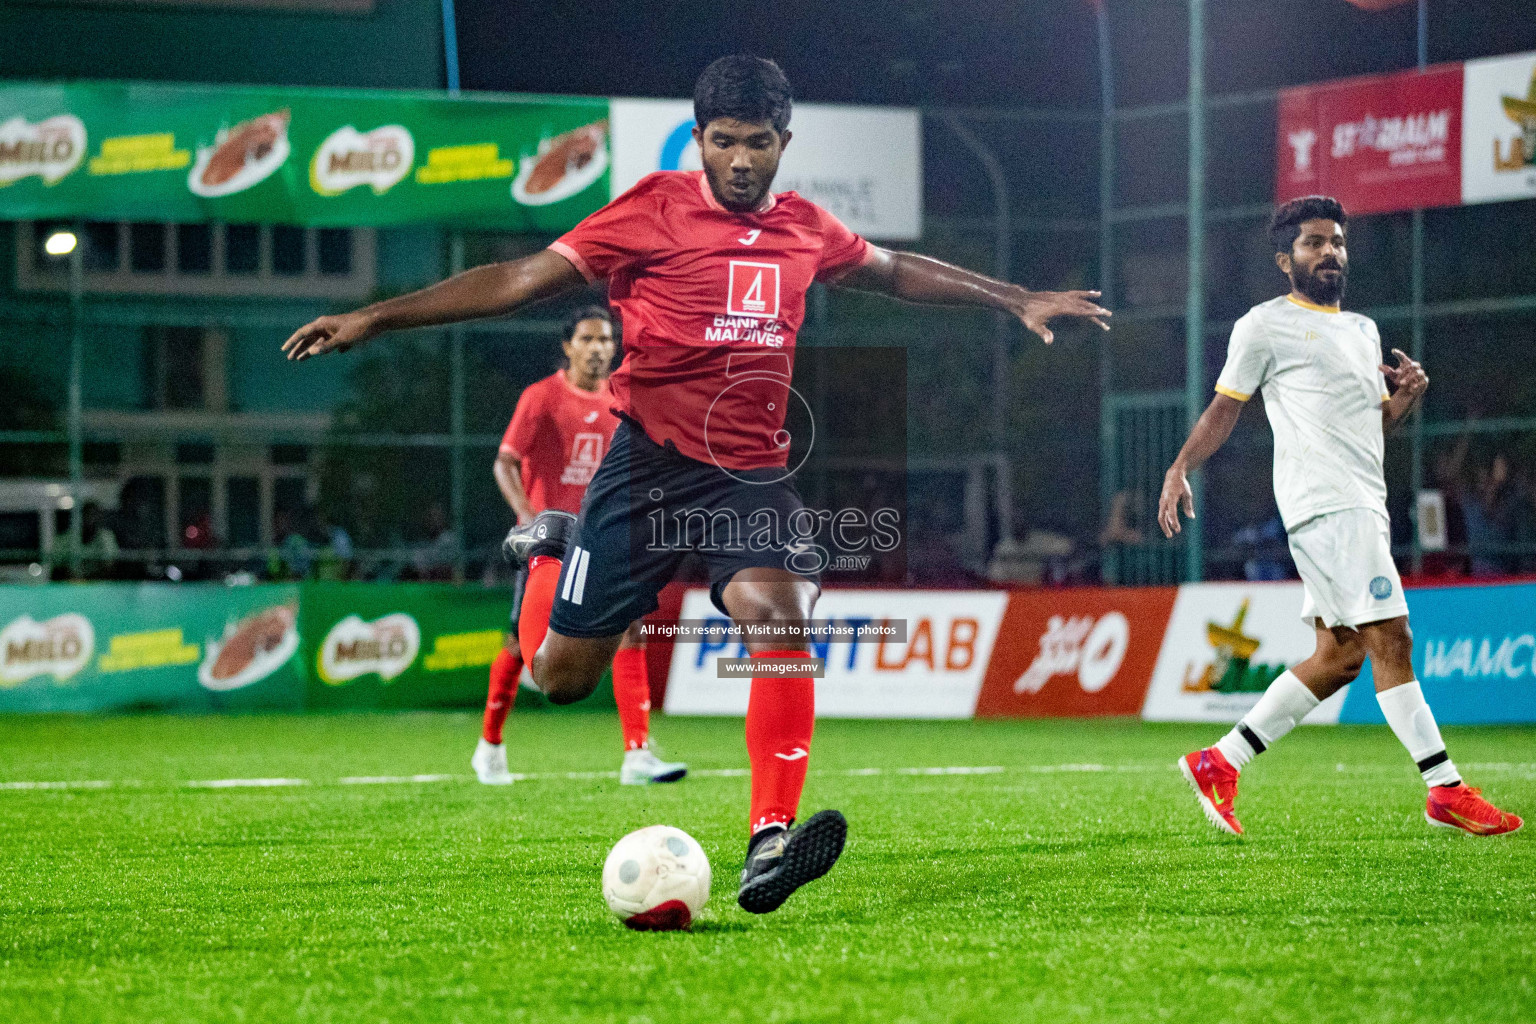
left=548, top=174, right=664, bottom=283
left=813, top=205, right=874, bottom=283
left=500, top=384, right=542, bottom=457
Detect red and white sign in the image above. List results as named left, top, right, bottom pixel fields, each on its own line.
left=727, top=261, right=780, bottom=319
left=662, top=588, right=1007, bottom=719
left=974, top=588, right=1176, bottom=718
left=1277, top=64, right=1463, bottom=215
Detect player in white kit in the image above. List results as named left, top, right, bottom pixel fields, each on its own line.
left=1159, top=195, right=1521, bottom=838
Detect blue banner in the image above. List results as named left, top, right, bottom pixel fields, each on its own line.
left=1340, top=581, right=1536, bottom=724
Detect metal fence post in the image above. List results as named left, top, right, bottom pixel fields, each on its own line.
left=942, top=113, right=1015, bottom=546
left=1409, top=0, right=1428, bottom=575
left=1184, top=0, right=1207, bottom=583
left=449, top=233, right=466, bottom=583
left=1097, top=1, right=1118, bottom=584
left=67, top=220, right=85, bottom=580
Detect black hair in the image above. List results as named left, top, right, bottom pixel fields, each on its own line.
left=560, top=305, right=612, bottom=343
left=1269, top=195, right=1347, bottom=256
left=694, top=55, right=793, bottom=135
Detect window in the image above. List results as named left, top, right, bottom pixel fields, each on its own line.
left=16, top=221, right=375, bottom=299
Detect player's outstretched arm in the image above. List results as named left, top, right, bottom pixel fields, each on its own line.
left=837, top=247, right=1110, bottom=345
left=282, top=249, right=585, bottom=361
left=1158, top=394, right=1243, bottom=538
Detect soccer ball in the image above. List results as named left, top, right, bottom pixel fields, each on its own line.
left=601, top=825, right=711, bottom=931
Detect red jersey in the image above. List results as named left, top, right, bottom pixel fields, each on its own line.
left=499, top=371, right=620, bottom=515
left=549, top=171, right=873, bottom=470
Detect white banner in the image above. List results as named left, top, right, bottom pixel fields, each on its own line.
left=1141, top=582, right=1347, bottom=724
left=663, top=588, right=1006, bottom=718
left=609, top=98, right=922, bottom=240
left=1461, top=50, right=1536, bottom=205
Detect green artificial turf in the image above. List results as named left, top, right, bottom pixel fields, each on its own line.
left=1, top=712, right=1532, bottom=1024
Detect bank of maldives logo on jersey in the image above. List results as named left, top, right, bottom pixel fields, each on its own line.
left=727, top=261, right=781, bottom=319
left=561, top=432, right=604, bottom=486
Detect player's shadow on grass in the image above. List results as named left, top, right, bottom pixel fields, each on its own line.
left=689, top=920, right=753, bottom=934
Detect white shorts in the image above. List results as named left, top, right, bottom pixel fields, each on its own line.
left=1287, top=508, right=1409, bottom=629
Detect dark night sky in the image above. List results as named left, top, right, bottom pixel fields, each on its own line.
left=457, top=0, right=1536, bottom=109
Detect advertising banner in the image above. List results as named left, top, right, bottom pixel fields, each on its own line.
left=1140, top=582, right=1346, bottom=724
left=0, top=81, right=610, bottom=229
left=297, top=583, right=508, bottom=710
left=663, top=588, right=1007, bottom=718
left=1276, top=64, right=1463, bottom=215
left=1340, top=581, right=1536, bottom=725
left=1461, top=51, right=1536, bottom=205
left=974, top=587, right=1176, bottom=719
left=610, top=98, right=922, bottom=240
left=0, top=583, right=303, bottom=712
left=1276, top=49, right=1536, bottom=215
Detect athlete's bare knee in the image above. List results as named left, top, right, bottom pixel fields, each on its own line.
left=531, top=633, right=619, bottom=705
left=1363, top=619, right=1414, bottom=672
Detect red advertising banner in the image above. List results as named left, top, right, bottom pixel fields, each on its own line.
left=1276, top=64, right=1463, bottom=215
left=974, top=588, right=1176, bottom=719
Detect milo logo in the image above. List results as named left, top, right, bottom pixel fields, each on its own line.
left=0, top=114, right=87, bottom=186
left=317, top=613, right=420, bottom=684
left=310, top=124, right=414, bottom=196
left=0, top=613, right=95, bottom=686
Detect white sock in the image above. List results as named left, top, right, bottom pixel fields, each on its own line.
left=1376, top=681, right=1461, bottom=788
left=1214, top=670, right=1320, bottom=772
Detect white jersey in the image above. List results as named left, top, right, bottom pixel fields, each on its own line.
left=1215, top=294, right=1390, bottom=530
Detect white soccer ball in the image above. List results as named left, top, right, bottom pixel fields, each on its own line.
left=601, top=825, right=711, bottom=930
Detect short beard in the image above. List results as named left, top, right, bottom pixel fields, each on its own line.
left=1291, top=263, right=1346, bottom=306
left=706, top=166, right=770, bottom=212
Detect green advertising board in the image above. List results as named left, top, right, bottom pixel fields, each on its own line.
left=0, top=583, right=305, bottom=712
left=0, top=81, right=610, bottom=230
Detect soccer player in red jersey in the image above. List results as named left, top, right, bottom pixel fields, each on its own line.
left=285, top=55, right=1110, bottom=914
left=472, top=306, right=687, bottom=787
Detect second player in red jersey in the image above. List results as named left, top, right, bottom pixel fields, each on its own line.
left=471, top=308, right=686, bottom=788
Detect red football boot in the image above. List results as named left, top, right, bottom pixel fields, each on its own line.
left=1425, top=786, right=1523, bottom=837
left=1179, top=747, right=1243, bottom=836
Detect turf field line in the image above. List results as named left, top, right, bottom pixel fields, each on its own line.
left=8, top=761, right=1529, bottom=795
left=185, top=777, right=310, bottom=788
left=338, top=774, right=459, bottom=784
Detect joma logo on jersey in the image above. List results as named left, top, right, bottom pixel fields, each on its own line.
left=727, top=260, right=781, bottom=319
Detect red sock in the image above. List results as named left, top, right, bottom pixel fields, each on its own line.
left=517, top=556, right=562, bottom=671
left=612, top=646, right=651, bottom=751
left=481, top=647, right=523, bottom=744
left=745, top=650, right=815, bottom=835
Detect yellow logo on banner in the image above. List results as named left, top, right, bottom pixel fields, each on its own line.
left=423, top=630, right=505, bottom=672
left=415, top=143, right=513, bottom=184
left=98, top=629, right=199, bottom=673
left=88, top=134, right=191, bottom=176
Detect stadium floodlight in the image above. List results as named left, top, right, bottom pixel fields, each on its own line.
left=45, top=230, right=78, bottom=257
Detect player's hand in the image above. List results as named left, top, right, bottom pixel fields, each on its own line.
left=1011, top=289, right=1111, bottom=345
left=1158, top=466, right=1195, bottom=539
left=282, top=310, right=379, bottom=361
left=1380, top=348, right=1428, bottom=398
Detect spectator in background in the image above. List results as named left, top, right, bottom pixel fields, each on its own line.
left=1232, top=513, right=1291, bottom=581
left=414, top=502, right=457, bottom=581
left=1463, top=453, right=1515, bottom=577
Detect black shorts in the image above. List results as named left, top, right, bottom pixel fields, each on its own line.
left=547, top=419, right=819, bottom=639
left=507, top=564, right=527, bottom=638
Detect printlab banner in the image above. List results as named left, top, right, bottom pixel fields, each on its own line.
left=0, top=81, right=610, bottom=230
left=1276, top=48, right=1536, bottom=214
left=0, top=81, right=925, bottom=236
